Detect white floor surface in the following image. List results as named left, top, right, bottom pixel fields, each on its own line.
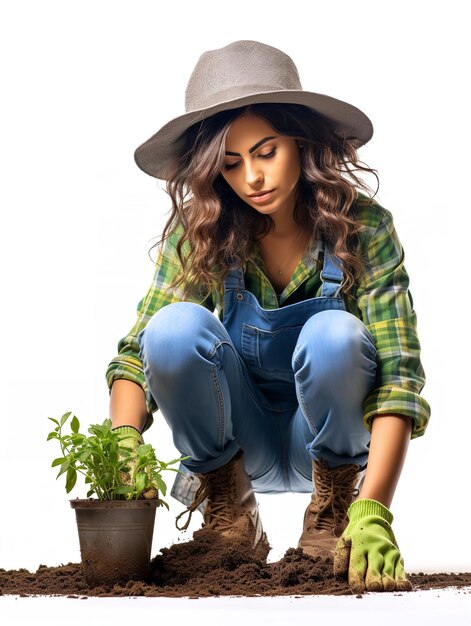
left=1, top=587, right=470, bottom=626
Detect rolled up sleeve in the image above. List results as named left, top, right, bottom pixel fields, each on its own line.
left=355, top=208, right=431, bottom=439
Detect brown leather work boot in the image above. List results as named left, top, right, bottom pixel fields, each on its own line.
left=297, top=459, right=365, bottom=560
left=175, top=450, right=270, bottom=561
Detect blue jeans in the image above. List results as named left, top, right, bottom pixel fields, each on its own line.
left=138, top=302, right=378, bottom=494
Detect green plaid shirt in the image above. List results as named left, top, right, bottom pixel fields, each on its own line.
left=106, top=193, right=430, bottom=439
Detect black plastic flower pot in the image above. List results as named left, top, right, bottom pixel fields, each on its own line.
left=70, top=498, right=160, bottom=586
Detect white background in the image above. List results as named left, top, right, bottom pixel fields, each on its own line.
left=1, top=0, right=469, bottom=580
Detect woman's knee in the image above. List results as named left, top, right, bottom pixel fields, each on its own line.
left=292, top=309, right=376, bottom=375
left=138, top=302, right=220, bottom=373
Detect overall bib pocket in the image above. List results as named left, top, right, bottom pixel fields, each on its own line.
left=241, top=323, right=304, bottom=380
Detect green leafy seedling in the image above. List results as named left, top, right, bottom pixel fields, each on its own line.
left=47, top=412, right=188, bottom=506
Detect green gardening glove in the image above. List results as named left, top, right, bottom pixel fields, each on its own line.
left=112, top=425, right=158, bottom=500
left=334, top=498, right=413, bottom=594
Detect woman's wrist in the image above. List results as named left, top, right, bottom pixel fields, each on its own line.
left=109, top=379, right=149, bottom=432
left=358, top=414, right=412, bottom=508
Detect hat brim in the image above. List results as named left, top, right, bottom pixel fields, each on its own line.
left=134, top=90, right=373, bottom=180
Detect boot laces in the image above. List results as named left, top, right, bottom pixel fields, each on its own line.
left=307, top=462, right=360, bottom=532
left=175, top=460, right=240, bottom=532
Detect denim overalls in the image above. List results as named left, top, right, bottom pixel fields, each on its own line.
left=222, top=241, right=347, bottom=407
left=138, top=240, right=378, bottom=504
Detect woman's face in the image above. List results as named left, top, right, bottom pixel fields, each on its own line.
left=220, top=113, right=302, bottom=222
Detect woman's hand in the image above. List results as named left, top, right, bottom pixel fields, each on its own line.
left=335, top=414, right=414, bottom=593
left=334, top=498, right=412, bottom=593
left=112, top=425, right=158, bottom=499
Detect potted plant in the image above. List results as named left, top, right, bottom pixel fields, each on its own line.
left=47, top=411, right=185, bottom=586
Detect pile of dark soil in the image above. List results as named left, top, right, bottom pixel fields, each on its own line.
left=1, top=529, right=470, bottom=598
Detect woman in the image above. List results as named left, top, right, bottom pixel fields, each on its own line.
left=106, top=40, right=430, bottom=594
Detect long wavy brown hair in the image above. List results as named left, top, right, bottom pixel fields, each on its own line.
left=151, top=103, right=378, bottom=300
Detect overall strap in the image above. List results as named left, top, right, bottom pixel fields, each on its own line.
left=223, top=259, right=246, bottom=291
left=320, top=241, right=344, bottom=297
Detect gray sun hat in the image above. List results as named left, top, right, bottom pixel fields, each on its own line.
left=134, top=40, right=373, bottom=180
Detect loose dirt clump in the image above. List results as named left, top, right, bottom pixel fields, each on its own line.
left=148, top=529, right=348, bottom=597
left=1, top=529, right=470, bottom=597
